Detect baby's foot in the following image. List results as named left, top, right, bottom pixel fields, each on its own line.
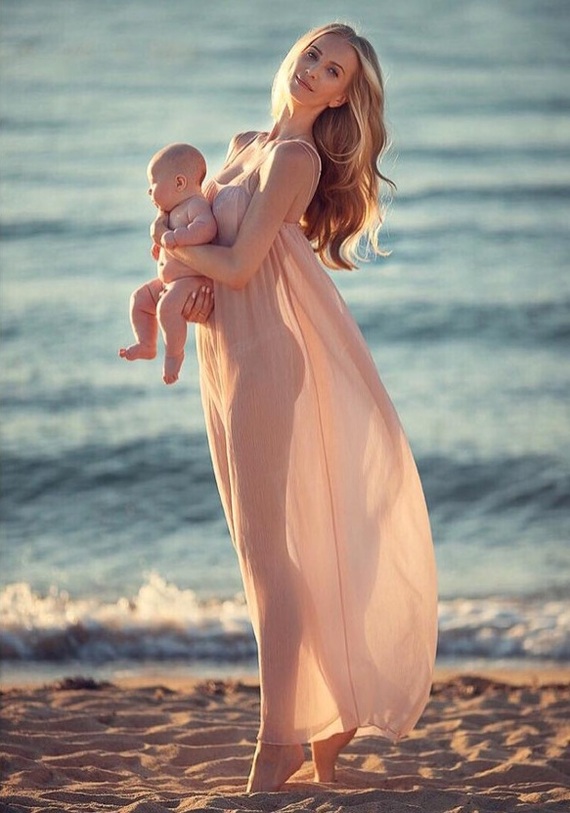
left=163, top=351, right=184, bottom=385
left=119, top=343, right=156, bottom=361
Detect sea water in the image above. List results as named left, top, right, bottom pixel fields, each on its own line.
left=1, top=0, right=569, bottom=681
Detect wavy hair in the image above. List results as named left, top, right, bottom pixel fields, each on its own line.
left=271, top=23, right=395, bottom=269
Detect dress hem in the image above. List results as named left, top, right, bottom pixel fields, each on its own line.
left=257, top=719, right=410, bottom=746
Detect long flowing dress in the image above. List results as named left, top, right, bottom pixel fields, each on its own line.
left=196, top=133, right=438, bottom=746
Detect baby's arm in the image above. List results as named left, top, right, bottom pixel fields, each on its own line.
left=162, top=197, right=217, bottom=250
left=150, top=210, right=169, bottom=246
left=150, top=206, right=204, bottom=283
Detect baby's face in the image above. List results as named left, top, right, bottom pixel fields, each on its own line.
left=147, top=161, right=179, bottom=211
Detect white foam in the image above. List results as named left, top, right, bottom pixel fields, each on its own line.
left=1, top=576, right=568, bottom=663
left=438, top=597, right=570, bottom=660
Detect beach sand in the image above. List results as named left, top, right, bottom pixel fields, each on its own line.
left=1, top=668, right=569, bottom=812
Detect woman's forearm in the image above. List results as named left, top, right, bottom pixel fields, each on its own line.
left=162, top=140, right=315, bottom=289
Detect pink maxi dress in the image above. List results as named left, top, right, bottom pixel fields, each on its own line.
left=196, top=133, right=438, bottom=745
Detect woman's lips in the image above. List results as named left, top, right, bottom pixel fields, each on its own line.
left=295, top=74, right=313, bottom=92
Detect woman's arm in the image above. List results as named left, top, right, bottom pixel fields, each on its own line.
left=162, top=141, right=315, bottom=290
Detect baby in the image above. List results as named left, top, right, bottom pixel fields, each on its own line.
left=119, top=143, right=216, bottom=384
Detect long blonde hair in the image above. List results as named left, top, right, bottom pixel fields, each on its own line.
left=271, top=23, right=395, bottom=270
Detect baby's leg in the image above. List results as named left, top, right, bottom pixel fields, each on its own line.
left=119, top=278, right=163, bottom=360
left=156, top=277, right=203, bottom=384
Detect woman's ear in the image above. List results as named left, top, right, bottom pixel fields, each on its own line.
left=328, top=95, right=347, bottom=108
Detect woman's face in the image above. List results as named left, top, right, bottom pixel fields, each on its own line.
left=290, top=33, right=358, bottom=111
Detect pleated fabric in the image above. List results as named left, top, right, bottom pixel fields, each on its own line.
left=196, top=135, right=438, bottom=745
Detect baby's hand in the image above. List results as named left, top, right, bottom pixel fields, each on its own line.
left=151, top=242, right=161, bottom=260
left=161, top=231, right=177, bottom=250
left=150, top=210, right=169, bottom=244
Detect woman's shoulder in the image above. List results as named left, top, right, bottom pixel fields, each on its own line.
left=226, top=130, right=261, bottom=159
left=263, top=138, right=321, bottom=182
left=271, top=137, right=320, bottom=162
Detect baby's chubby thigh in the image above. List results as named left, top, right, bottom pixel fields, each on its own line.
left=157, top=276, right=208, bottom=322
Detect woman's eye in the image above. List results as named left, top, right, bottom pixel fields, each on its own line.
left=306, top=50, right=317, bottom=59
left=328, top=67, right=339, bottom=77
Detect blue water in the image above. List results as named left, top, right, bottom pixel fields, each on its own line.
left=1, top=0, right=569, bottom=676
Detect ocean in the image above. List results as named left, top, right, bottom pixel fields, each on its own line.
left=1, top=0, right=569, bottom=684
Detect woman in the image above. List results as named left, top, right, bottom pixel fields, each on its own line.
left=158, top=22, right=438, bottom=793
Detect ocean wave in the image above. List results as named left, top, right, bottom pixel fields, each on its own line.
left=3, top=444, right=568, bottom=540
left=1, top=432, right=221, bottom=546
left=402, top=145, right=570, bottom=163
left=0, top=380, right=153, bottom=413
left=1, top=432, right=214, bottom=502
left=3, top=439, right=568, bottom=517
left=399, top=183, right=570, bottom=205
left=0, top=577, right=255, bottom=664
left=1, top=576, right=568, bottom=664
left=356, top=298, right=570, bottom=347
left=0, top=219, right=138, bottom=241
left=419, top=453, right=570, bottom=517
left=437, top=597, right=570, bottom=661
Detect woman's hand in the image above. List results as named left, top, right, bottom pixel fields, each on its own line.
left=183, top=284, right=215, bottom=324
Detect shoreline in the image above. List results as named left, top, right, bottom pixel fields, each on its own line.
left=1, top=666, right=569, bottom=812
left=2, top=658, right=569, bottom=691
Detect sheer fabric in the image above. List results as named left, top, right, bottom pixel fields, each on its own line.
left=196, top=135, right=438, bottom=745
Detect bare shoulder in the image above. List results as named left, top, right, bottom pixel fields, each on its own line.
left=225, top=130, right=260, bottom=161
left=273, top=139, right=317, bottom=163
left=260, top=140, right=317, bottom=186
left=232, top=130, right=259, bottom=148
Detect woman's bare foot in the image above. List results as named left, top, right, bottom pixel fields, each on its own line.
left=246, top=742, right=305, bottom=792
left=119, top=343, right=156, bottom=361
left=163, top=351, right=184, bottom=385
left=311, top=728, right=357, bottom=783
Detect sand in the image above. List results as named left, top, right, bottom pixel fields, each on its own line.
left=1, top=668, right=569, bottom=812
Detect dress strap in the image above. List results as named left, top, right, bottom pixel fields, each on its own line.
left=291, top=140, right=322, bottom=211
left=293, top=139, right=322, bottom=167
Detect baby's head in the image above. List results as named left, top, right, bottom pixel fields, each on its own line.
left=147, top=143, right=207, bottom=211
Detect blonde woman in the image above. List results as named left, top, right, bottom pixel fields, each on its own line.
left=154, top=23, right=438, bottom=793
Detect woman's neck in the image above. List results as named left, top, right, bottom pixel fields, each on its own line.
left=268, top=108, right=322, bottom=143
